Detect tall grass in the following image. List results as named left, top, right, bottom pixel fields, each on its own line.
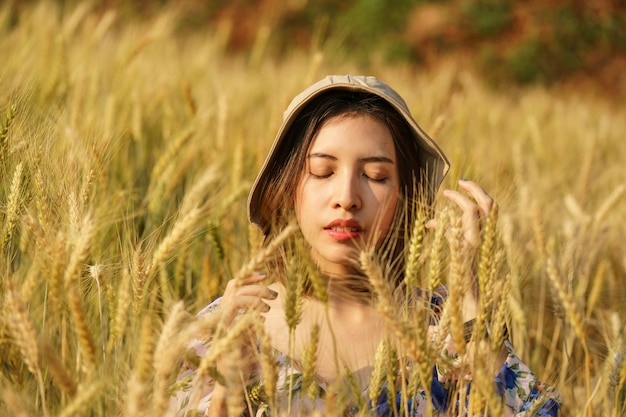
left=0, top=1, right=625, bottom=416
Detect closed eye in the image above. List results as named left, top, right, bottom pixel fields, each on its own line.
left=364, top=174, right=387, bottom=184
left=310, top=171, right=332, bottom=179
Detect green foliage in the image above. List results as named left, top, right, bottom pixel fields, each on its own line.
left=460, top=0, right=513, bottom=38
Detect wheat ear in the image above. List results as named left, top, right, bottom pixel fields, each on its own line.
left=404, top=209, right=426, bottom=288
left=151, top=302, right=189, bottom=416
left=231, top=223, right=298, bottom=286
left=56, top=380, right=103, bottom=417
left=426, top=207, right=449, bottom=292
left=446, top=212, right=467, bottom=355
left=546, top=256, right=592, bottom=407
left=3, top=282, right=49, bottom=417
left=67, top=287, right=97, bottom=373
left=123, top=315, right=154, bottom=417
left=0, top=103, right=16, bottom=168
left=109, top=270, right=131, bottom=348
left=131, top=245, right=146, bottom=316
left=254, top=320, right=277, bottom=410
left=39, top=338, right=77, bottom=397
left=63, top=213, right=94, bottom=288
left=369, top=338, right=390, bottom=405
left=301, top=323, right=320, bottom=401
left=0, top=384, right=29, bottom=417
left=360, top=250, right=430, bottom=389
left=1, top=161, right=24, bottom=251
left=145, top=206, right=204, bottom=279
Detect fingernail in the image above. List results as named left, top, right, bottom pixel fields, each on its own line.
left=460, top=178, right=468, bottom=182
left=263, top=303, right=271, bottom=312
left=269, top=290, right=278, bottom=298
left=258, top=271, right=267, bottom=276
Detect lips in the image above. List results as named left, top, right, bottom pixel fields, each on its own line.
left=324, top=219, right=363, bottom=241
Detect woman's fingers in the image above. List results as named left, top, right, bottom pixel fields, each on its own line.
left=440, top=179, right=497, bottom=248
left=221, top=273, right=278, bottom=322
left=457, top=179, right=496, bottom=215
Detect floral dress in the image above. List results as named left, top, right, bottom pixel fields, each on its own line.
left=169, top=298, right=561, bottom=417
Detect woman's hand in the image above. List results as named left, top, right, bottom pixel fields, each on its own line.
left=219, top=272, right=278, bottom=325
left=209, top=272, right=277, bottom=417
left=442, top=179, right=497, bottom=248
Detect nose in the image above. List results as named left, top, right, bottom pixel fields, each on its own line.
left=332, top=173, right=361, bottom=211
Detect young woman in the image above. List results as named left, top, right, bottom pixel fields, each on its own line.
left=170, top=75, right=560, bottom=416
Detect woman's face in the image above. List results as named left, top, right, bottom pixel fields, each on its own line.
left=295, top=114, right=400, bottom=275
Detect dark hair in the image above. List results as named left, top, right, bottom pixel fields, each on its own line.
left=259, top=91, right=433, bottom=287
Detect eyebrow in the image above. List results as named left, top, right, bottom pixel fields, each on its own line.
left=308, top=153, right=395, bottom=164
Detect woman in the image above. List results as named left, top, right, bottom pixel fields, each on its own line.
left=170, top=75, right=560, bottom=416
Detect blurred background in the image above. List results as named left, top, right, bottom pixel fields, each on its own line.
left=11, top=0, right=624, bottom=97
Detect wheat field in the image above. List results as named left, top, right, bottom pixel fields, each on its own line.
left=0, top=2, right=625, bottom=416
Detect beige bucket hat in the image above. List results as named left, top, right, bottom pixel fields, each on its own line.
left=248, top=75, right=450, bottom=231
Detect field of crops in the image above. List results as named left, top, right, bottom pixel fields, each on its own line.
left=1, top=2, right=625, bottom=416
